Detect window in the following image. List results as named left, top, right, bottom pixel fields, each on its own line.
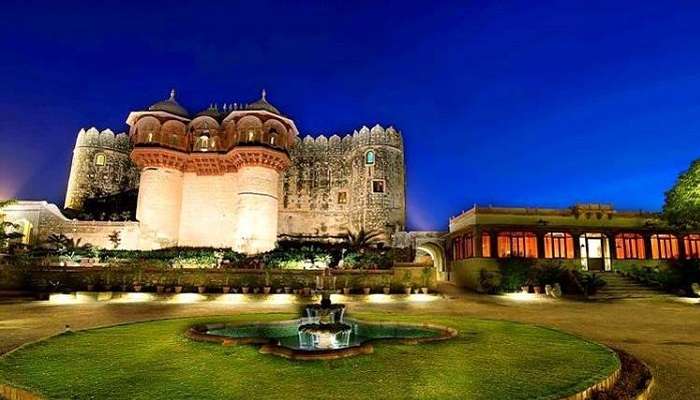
left=372, top=180, right=385, bottom=193
left=248, top=130, right=255, bottom=141
left=650, top=234, right=679, bottom=259
left=482, top=232, right=492, bottom=257
left=452, top=235, right=474, bottom=260
left=497, top=231, right=538, bottom=258
left=365, top=150, right=375, bottom=165
left=544, top=232, right=574, bottom=259
left=684, top=234, right=700, bottom=259
left=337, top=191, right=348, bottom=204
left=94, top=153, right=106, bottom=166
left=195, top=135, right=209, bottom=151
left=615, top=233, right=646, bottom=259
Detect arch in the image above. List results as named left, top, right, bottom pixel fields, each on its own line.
left=416, top=241, right=447, bottom=281
left=263, top=119, right=288, bottom=147
left=365, top=149, right=376, bottom=165
left=161, top=120, right=187, bottom=150
left=237, top=115, right=263, bottom=143
left=134, top=116, right=161, bottom=144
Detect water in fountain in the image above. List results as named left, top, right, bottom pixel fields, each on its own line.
left=298, top=292, right=352, bottom=350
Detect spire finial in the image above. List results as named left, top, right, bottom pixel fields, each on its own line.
left=261, top=88, right=267, bottom=101
left=169, top=88, right=176, bottom=100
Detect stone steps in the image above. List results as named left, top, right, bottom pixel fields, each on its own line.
left=591, top=273, right=672, bottom=300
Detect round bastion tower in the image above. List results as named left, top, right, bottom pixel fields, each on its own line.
left=224, top=90, right=298, bottom=253
left=127, top=89, right=298, bottom=253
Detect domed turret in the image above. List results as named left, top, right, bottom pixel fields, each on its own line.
left=246, top=89, right=281, bottom=115
left=195, top=104, right=222, bottom=119
left=148, top=89, right=190, bottom=118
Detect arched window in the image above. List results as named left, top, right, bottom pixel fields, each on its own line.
left=684, top=234, right=700, bottom=259
left=650, top=234, right=679, bottom=259
left=248, top=130, right=255, bottom=142
left=195, top=136, right=209, bottom=151
left=365, top=150, right=375, bottom=165
left=497, top=231, right=538, bottom=258
left=94, top=153, right=106, bottom=166
left=615, top=233, right=646, bottom=259
left=544, top=232, right=574, bottom=259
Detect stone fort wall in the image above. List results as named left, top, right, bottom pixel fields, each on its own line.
left=64, top=128, right=140, bottom=211
left=64, top=124, right=406, bottom=243
left=279, top=124, right=405, bottom=242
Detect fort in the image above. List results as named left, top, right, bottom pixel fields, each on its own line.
left=5, top=90, right=406, bottom=254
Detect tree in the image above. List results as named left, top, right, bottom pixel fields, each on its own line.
left=664, top=159, right=700, bottom=229
left=108, top=230, right=121, bottom=249
left=345, top=228, right=383, bottom=250
left=0, top=199, right=23, bottom=251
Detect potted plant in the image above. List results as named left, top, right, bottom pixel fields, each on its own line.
left=132, top=267, right=144, bottom=292
left=84, top=275, right=95, bottom=291
left=263, top=270, right=272, bottom=294
left=241, top=276, right=250, bottom=294
left=195, top=270, right=208, bottom=293
left=119, top=272, right=130, bottom=292
left=402, top=270, right=413, bottom=295
left=420, top=266, right=433, bottom=294
left=173, top=268, right=184, bottom=293
left=362, top=276, right=371, bottom=295
left=300, top=276, right=311, bottom=296
left=222, top=270, right=232, bottom=293
left=382, top=274, right=392, bottom=295
left=342, top=275, right=352, bottom=295
left=101, top=270, right=113, bottom=291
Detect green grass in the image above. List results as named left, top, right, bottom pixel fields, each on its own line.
left=0, top=313, right=619, bottom=400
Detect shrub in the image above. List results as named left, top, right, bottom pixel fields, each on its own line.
left=496, top=258, right=534, bottom=292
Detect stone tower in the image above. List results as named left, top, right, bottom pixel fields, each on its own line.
left=128, top=90, right=297, bottom=253
left=64, top=127, right=138, bottom=211
left=348, top=124, right=406, bottom=239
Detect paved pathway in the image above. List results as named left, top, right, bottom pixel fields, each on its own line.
left=0, top=290, right=698, bottom=400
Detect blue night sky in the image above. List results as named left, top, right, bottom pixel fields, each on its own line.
left=0, top=0, right=698, bottom=230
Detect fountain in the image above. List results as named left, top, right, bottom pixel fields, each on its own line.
left=298, top=292, right=351, bottom=350
left=187, top=270, right=457, bottom=360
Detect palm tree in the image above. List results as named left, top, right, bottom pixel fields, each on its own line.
left=346, top=228, right=383, bottom=250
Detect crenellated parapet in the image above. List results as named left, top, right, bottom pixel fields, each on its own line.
left=291, top=124, right=403, bottom=154
left=75, top=127, right=132, bottom=153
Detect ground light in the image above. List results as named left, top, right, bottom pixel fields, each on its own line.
left=45, top=292, right=441, bottom=305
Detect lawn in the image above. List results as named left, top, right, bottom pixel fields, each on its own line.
left=0, top=313, right=619, bottom=400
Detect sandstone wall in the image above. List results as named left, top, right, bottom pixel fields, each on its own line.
left=234, top=166, right=280, bottom=253
left=64, top=128, right=139, bottom=211
left=178, top=173, right=238, bottom=248
left=0, top=201, right=139, bottom=249
left=136, top=168, right=183, bottom=248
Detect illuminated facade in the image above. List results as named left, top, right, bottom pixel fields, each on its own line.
left=4, top=90, right=406, bottom=254
left=448, top=204, right=698, bottom=273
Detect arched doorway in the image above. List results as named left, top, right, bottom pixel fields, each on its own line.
left=416, top=242, right=448, bottom=281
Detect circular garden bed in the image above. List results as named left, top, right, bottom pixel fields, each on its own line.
left=0, top=314, right=620, bottom=400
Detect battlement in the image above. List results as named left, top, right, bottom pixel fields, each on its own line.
left=293, top=124, right=403, bottom=152
left=75, top=127, right=131, bottom=153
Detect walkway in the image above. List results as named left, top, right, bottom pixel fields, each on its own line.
left=0, top=291, right=698, bottom=400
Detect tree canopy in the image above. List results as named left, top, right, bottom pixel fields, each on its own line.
left=664, top=159, right=700, bottom=229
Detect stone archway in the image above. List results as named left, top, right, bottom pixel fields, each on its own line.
left=415, top=241, right=448, bottom=281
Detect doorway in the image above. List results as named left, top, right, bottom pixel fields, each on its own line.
left=579, top=233, right=611, bottom=272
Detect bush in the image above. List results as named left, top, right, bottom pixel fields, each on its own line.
left=496, top=258, right=534, bottom=292
left=622, top=260, right=700, bottom=296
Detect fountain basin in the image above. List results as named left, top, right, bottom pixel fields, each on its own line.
left=187, top=319, right=457, bottom=360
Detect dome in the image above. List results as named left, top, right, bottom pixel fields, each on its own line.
left=195, top=104, right=222, bottom=119
left=246, top=89, right=281, bottom=115
left=148, top=89, right=190, bottom=118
